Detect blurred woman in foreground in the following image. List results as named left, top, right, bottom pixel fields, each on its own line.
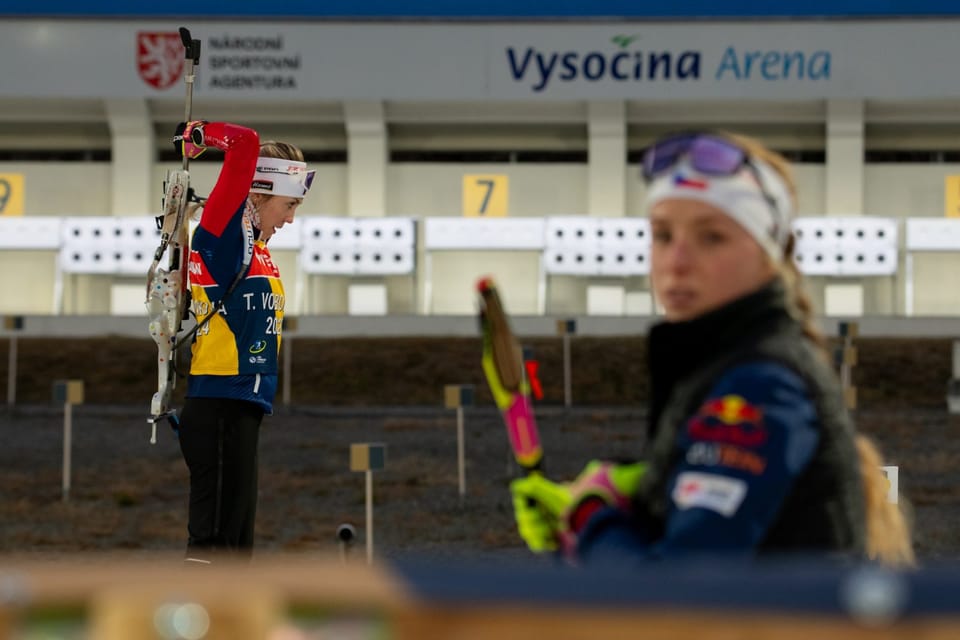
left=511, top=131, right=914, bottom=568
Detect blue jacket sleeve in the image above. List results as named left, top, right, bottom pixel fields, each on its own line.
left=577, top=361, right=820, bottom=563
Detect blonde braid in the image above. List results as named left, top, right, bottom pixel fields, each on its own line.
left=856, top=434, right=916, bottom=567
left=725, top=131, right=915, bottom=567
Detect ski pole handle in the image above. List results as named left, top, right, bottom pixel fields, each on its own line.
left=178, top=27, right=202, bottom=171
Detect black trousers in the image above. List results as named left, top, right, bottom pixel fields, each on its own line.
left=178, top=397, right=264, bottom=561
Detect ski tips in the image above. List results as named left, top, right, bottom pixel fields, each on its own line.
left=476, top=276, right=495, bottom=295
left=476, top=276, right=500, bottom=317
left=474, top=277, right=543, bottom=472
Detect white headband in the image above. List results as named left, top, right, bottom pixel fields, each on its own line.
left=250, top=156, right=315, bottom=198
left=643, top=157, right=795, bottom=261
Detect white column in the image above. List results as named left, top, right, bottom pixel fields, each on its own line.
left=825, top=99, right=864, bottom=216
left=587, top=102, right=628, bottom=315
left=587, top=100, right=627, bottom=217
left=104, top=98, right=154, bottom=216
left=345, top=101, right=387, bottom=218
left=824, top=100, right=866, bottom=316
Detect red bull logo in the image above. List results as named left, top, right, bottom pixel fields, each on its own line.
left=687, top=394, right=767, bottom=447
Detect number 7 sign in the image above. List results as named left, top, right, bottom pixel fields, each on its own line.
left=463, top=174, right=508, bottom=217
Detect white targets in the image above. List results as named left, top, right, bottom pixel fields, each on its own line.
left=60, top=217, right=161, bottom=275
left=544, top=217, right=650, bottom=276
left=597, top=218, right=651, bottom=276
left=355, top=218, right=416, bottom=275
left=544, top=217, right=598, bottom=276
left=300, top=217, right=416, bottom=275
left=3, top=214, right=911, bottom=283
left=792, top=217, right=898, bottom=276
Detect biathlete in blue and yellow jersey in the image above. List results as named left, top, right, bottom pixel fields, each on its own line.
left=172, top=120, right=314, bottom=563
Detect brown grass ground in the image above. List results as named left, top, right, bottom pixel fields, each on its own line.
left=0, top=336, right=957, bottom=563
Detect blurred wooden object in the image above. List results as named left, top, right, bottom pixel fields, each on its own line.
left=4, top=554, right=960, bottom=639
left=393, top=608, right=960, bottom=640
left=90, top=585, right=281, bottom=640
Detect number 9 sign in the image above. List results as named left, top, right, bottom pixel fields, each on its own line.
left=0, top=174, right=24, bottom=216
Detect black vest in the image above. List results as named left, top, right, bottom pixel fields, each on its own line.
left=638, top=280, right=866, bottom=555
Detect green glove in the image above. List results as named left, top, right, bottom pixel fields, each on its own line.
left=509, top=473, right=573, bottom=553
left=564, top=460, right=647, bottom=536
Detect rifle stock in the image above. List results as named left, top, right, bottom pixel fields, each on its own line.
left=145, top=27, right=201, bottom=442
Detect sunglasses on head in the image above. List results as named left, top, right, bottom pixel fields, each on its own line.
left=641, top=131, right=781, bottom=217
